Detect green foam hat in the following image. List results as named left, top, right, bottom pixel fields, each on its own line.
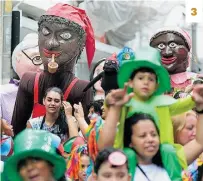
left=4, top=129, right=66, bottom=181
left=117, top=46, right=171, bottom=95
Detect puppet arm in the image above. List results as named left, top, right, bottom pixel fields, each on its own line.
left=97, top=106, right=121, bottom=151
left=81, top=86, right=94, bottom=124
left=11, top=72, right=35, bottom=135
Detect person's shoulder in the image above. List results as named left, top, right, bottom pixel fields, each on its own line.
left=71, top=78, right=92, bottom=95
left=75, top=79, right=90, bottom=87
left=20, top=72, right=37, bottom=82
left=28, top=116, right=43, bottom=125
left=151, top=95, right=176, bottom=107
left=19, top=72, right=38, bottom=92
left=0, top=83, right=18, bottom=94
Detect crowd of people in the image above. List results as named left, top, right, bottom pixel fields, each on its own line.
left=1, top=2, right=203, bottom=181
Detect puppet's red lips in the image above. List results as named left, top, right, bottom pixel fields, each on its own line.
left=43, top=49, right=61, bottom=58
left=161, top=57, right=177, bottom=65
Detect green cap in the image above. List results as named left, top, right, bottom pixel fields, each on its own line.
left=117, top=46, right=171, bottom=95
left=4, top=129, right=66, bottom=181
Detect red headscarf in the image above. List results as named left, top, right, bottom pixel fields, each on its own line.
left=46, top=3, right=95, bottom=68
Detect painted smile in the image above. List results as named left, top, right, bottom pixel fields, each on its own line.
left=161, top=57, right=177, bottom=65
left=43, top=49, right=62, bottom=58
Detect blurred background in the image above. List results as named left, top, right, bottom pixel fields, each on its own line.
left=0, top=0, right=203, bottom=84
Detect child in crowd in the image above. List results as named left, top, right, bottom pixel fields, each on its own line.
left=64, top=136, right=93, bottom=181
left=93, top=147, right=131, bottom=181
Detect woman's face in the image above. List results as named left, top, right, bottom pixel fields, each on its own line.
left=43, top=91, right=62, bottom=114
left=93, top=61, right=105, bottom=93
left=130, top=119, right=160, bottom=164
left=18, top=157, right=54, bottom=181
left=176, top=114, right=197, bottom=145
left=78, top=154, right=90, bottom=181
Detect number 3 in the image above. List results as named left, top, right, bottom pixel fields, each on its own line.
left=191, top=8, right=197, bottom=16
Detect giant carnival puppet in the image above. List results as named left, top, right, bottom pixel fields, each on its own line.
left=1, top=33, right=41, bottom=160
left=149, top=27, right=203, bottom=94
left=11, top=3, right=95, bottom=135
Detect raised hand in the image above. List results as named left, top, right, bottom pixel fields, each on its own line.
left=191, top=84, right=203, bottom=111
left=62, top=101, right=72, bottom=117
left=73, top=102, right=85, bottom=120
left=1, top=119, right=14, bottom=137
left=105, top=83, right=134, bottom=107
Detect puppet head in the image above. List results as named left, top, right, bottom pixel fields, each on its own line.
left=150, top=27, right=191, bottom=74
left=12, top=33, right=42, bottom=79
left=38, top=3, right=95, bottom=73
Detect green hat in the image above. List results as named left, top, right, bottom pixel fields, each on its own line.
left=118, top=46, right=171, bottom=95
left=4, top=129, right=66, bottom=181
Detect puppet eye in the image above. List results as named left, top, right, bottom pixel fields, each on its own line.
left=157, top=43, right=165, bottom=50
left=60, top=32, right=72, bottom=40
left=32, top=56, right=42, bottom=65
left=42, top=27, right=50, bottom=36
left=169, top=42, right=177, bottom=48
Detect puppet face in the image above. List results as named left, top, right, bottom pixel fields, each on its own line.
left=15, top=47, right=42, bottom=79
left=150, top=33, right=189, bottom=74
left=38, top=21, right=82, bottom=72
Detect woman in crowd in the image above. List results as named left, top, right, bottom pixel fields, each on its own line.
left=172, top=110, right=203, bottom=181
left=27, top=87, right=78, bottom=143
left=3, top=129, right=67, bottom=181
left=88, top=100, right=104, bottom=119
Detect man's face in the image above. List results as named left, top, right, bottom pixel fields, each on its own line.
left=38, top=21, right=82, bottom=72
left=150, top=33, right=189, bottom=74
left=95, top=161, right=131, bottom=181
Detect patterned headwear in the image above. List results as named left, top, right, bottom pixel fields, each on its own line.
left=66, top=144, right=92, bottom=180
left=44, top=3, right=95, bottom=68
left=150, top=27, right=191, bottom=51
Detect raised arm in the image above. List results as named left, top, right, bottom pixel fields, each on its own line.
left=98, top=84, right=134, bottom=151
left=184, top=113, right=203, bottom=165
left=63, top=101, right=79, bottom=138
left=73, top=102, right=88, bottom=138
left=183, top=85, right=203, bottom=164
